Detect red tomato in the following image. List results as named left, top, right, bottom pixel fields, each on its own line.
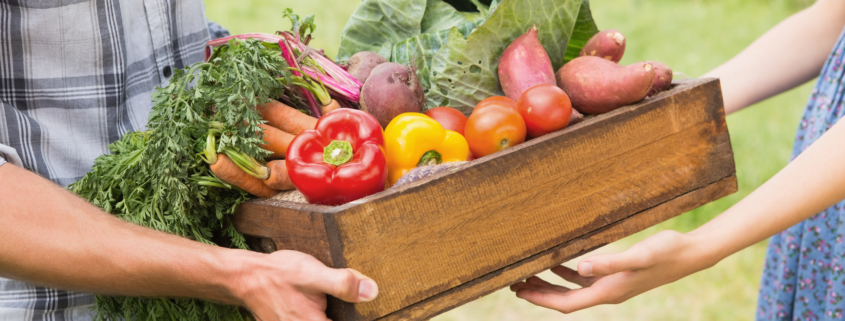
left=425, top=107, right=468, bottom=135
left=517, top=84, right=572, bottom=138
left=465, top=104, right=526, bottom=157
left=475, top=96, right=518, bottom=112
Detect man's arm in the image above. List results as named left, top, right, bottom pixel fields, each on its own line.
left=0, top=163, right=377, bottom=320
left=703, top=0, right=845, bottom=114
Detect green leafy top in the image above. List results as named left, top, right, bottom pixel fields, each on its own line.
left=420, top=0, right=471, bottom=34
left=425, top=0, right=584, bottom=111
left=282, top=8, right=316, bottom=39
left=336, top=0, right=427, bottom=61
left=337, top=0, right=599, bottom=112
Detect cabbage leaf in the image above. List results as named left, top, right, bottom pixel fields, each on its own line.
left=338, top=0, right=599, bottom=112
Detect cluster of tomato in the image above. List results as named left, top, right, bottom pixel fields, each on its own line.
left=426, top=84, right=573, bottom=159
left=288, top=84, right=572, bottom=206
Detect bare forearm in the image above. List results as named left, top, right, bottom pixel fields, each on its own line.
left=0, top=164, right=249, bottom=304
left=703, top=0, right=845, bottom=114
left=690, top=119, right=845, bottom=263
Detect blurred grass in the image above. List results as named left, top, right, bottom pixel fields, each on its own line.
left=204, top=0, right=360, bottom=60
left=613, top=0, right=812, bottom=233
left=206, top=0, right=815, bottom=319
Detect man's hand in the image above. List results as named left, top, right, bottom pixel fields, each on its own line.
left=509, top=231, right=711, bottom=313
left=0, top=163, right=377, bottom=321
left=228, top=250, right=378, bottom=321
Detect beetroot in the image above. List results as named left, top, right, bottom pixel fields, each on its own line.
left=557, top=56, right=655, bottom=114
left=344, top=51, right=387, bottom=83
left=360, top=62, right=425, bottom=127
left=498, top=26, right=556, bottom=101
left=645, top=61, right=673, bottom=97
left=579, top=29, right=626, bottom=63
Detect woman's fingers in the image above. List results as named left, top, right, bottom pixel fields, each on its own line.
left=551, top=265, right=600, bottom=287
left=513, top=230, right=697, bottom=314
left=577, top=246, right=651, bottom=277
left=515, top=284, right=613, bottom=314
left=526, top=276, right=571, bottom=292
left=510, top=278, right=571, bottom=294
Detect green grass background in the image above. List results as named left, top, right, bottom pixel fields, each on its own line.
left=206, top=0, right=817, bottom=319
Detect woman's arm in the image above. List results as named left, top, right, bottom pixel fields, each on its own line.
left=703, top=0, right=845, bottom=115
left=0, top=163, right=378, bottom=320
left=510, top=113, right=845, bottom=313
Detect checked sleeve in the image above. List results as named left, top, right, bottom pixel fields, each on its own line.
left=0, top=144, right=22, bottom=168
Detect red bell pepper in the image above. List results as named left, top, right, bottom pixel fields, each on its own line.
left=286, top=109, right=387, bottom=205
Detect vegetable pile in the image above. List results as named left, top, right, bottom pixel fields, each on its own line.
left=69, top=11, right=369, bottom=320
left=71, top=37, right=278, bottom=320
left=337, top=0, right=597, bottom=113
left=333, top=0, right=675, bottom=165
left=70, top=1, right=678, bottom=319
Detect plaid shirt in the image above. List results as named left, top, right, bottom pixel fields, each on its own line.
left=0, top=1, right=227, bottom=319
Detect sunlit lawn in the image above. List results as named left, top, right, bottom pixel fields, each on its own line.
left=206, top=0, right=814, bottom=319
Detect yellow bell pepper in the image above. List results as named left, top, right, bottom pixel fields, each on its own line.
left=384, top=113, right=470, bottom=185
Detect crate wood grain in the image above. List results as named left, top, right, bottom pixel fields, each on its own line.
left=233, top=78, right=737, bottom=321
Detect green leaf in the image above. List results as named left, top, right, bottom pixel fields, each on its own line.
left=336, top=0, right=427, bottom=62
left=439, top=0, right=495, bottom=13
left=424, top=27, right=501, bottom=112
left=564, top=0, right=599, bottom=63
left=425, top=0, right=583, bottom=111
left=283, top=9, right=317, bottom=38
left=420, top=0, right=469, bottom=34
left=390, top=22, right=477, bottom=96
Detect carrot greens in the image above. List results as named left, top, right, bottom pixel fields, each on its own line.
left=70, top=38, right=291, bottom=321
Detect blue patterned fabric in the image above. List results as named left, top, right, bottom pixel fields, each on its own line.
left=756, top=27, right=845, bottom=320
left=208, top=21, right=231, bottom=39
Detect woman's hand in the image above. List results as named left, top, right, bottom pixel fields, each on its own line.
left=512, top=104, right=845, bottom=316
left=510, top=230, right=715, bottom=313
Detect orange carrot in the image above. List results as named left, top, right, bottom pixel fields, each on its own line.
left=210, top=154, right=277, bottom=198
left=259, top=124, right=295, bottom=158
left=263, top=160, right=295, bottom=191
left=321, top=99, right=342, bottom=115
left=257, top=99, right=318, bottom=135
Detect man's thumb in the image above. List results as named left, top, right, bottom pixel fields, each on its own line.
left=316, top=268, right=379, bottom=303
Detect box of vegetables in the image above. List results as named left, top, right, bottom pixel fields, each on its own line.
left=70, top=0, right=736, bottom=320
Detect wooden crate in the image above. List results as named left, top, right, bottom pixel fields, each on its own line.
left=232, top=78, right=737, bottom=321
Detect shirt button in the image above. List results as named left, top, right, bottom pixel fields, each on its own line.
left=162, top=66, right=172, bottom=78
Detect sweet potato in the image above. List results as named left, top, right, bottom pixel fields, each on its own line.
left=556, top=56, right=655, bottom=114
left=498, top=26, right=556, bottom=100
left=645, top=61, right=673, bottom=97
left=579, top=29, right=626, bottom=63
left=360, top=62, right=425, bottom=127
left=343, top=51, right=387, bottom=83
left=568, top=108, right=584, bottom=126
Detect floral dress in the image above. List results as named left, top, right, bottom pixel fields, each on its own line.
left=756, top=27, right=845, bottom=320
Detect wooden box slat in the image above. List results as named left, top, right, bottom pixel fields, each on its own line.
left=233, top=78, right=737, bottom=321
left=377, top=176, right=736, bottom=320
